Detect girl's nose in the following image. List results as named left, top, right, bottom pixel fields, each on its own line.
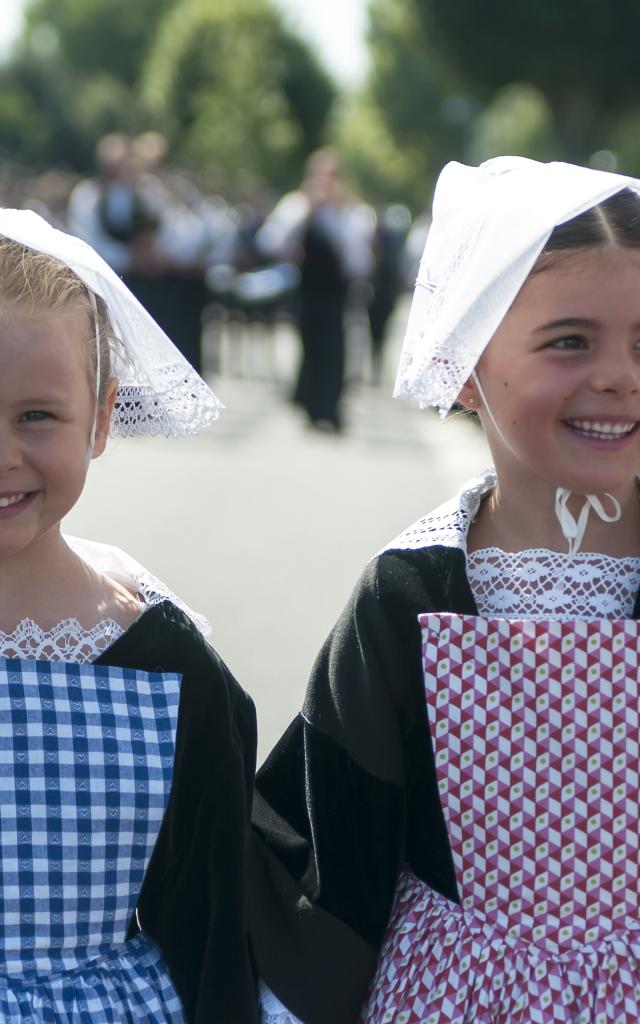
left=0, top=426, right=23, bottom=474
left=591, top=352, right=640, bottom=395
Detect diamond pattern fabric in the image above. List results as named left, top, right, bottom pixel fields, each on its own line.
left=363, top=615, right=640, bottom=1023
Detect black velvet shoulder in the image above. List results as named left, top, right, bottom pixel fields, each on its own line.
left=98, top=601, right=259, bottom=1024
left=249, top=546, right=476, bottom=1024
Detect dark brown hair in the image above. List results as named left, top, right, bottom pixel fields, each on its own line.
left=535, top=187, right=640, bottom=271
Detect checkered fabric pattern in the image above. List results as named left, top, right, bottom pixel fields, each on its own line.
left=0, top=658, right=180, bottom=977
left=0, top=932, right=185, bottom=1022
left=363, top=616, right=640, bottom=1023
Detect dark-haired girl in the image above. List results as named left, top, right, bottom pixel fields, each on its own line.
left=252, top=159, right=640, bottom=1024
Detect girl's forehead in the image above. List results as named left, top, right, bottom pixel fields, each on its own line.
left=515, top=247, right=640, bottom=308
left=0, top=302, right=91, bottom=337
left=0, top=306, right=93, bottom=376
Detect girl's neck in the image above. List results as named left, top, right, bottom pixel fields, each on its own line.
left=0, top=529, right=141, bottom=633
left=469, top=474, right=640, bottom=557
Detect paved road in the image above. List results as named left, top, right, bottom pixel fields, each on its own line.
left=65, top=312, right=490, bottom=760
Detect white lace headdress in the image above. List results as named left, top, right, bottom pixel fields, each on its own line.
left=394, top=156, right=640, bottom=416
left=0, top=207, right=222, bottom=436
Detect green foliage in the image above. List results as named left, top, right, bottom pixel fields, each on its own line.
left=0, top=0, right=176, bottom=170
left=280, top=33, right=335, bottom=158
left=0, top=71, right=50, bottom=163
left=413, top=0, right=640, bottom=160
left=368, top=0, right=456, bottom=148
left=333, top=95, right=427, bottom=210
left=339, top=0, right=474, bottom=209
left=415, top=0, right=640, bottom=102
left=24, top=0, right=175, bottom=85
left=141, top=0, right=335, bottom=192
left=0, top=0, right=334, bottom=182
left=468, top=84, right=557, bottom=166
left=603, top=109, right=640, bottom=177
left=0, top=49, right=88, bottom=168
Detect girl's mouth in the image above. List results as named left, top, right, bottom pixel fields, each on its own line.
left=0, top=492, right=36, bottom=516
left=564, top=419, right=638, bottom=441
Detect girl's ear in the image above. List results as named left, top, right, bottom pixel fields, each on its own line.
left=457, top=376, right=479, bottom=411
left=91, top=377, right=118, bottom=459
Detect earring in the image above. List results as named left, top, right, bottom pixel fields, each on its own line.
left=467, top=395, right=476, bottom=406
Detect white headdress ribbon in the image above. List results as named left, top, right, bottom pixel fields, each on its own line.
left=0, top=208, right=223, bottom=437
left=394, top=156, right=640, bottom=416
left=554, top=489, right=622, bottom=556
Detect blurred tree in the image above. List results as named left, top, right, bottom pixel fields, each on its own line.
left=333, top=95, right=423, bottom=210
left=0, top=48, right=81, bottom=167
left=23, top=0, right=175, bottom=86
left=0, top=0, right=176, bottom=169
left=0, top=65, right=50, bottom=165
left=0, top=0, right=333, bottom=183
left=335, top=0, right=475, bottom=210
left=281, top=33, right=336, bottom=159
left=141, top=0, right=335, bottom=193
left=413, top=0, right=640, bottom=162
left=608, top=108, right=640, bottom=175
left=468, top=84, right=557, bottom=166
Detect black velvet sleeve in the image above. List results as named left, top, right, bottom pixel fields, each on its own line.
left=97, top=602, right=259, bottom=1024
left=249, top=546, right=478, bottom=1024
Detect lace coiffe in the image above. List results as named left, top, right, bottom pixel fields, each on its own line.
left=0, top=207, right=223, bottom=437
left=393, top=156, right=640, bottom=415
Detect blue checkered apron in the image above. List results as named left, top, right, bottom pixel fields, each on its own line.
left=0, top=657, right=185, bottom=1022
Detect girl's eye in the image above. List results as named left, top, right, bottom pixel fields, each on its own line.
left=19, top=411, right=52, bottom=423
left=547, top=335, right=587, bottom=351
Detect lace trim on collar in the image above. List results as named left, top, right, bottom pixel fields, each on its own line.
left=467, top=547, right=640, bottom=621
left=64, top=535, right=211, bottom=636
left=0, top=617, right=127, bottom=664
left=381, top=467, right=496, bottom=555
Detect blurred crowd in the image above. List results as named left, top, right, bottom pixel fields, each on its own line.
left=0, top=132, right=430, bottom=433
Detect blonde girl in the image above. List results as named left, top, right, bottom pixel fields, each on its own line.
left=0, top=210, right=257, bottom=1023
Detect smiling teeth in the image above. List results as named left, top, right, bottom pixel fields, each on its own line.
left=0, top=493, right=27, bottom=508
left=567, top=420, right=635, bottom=438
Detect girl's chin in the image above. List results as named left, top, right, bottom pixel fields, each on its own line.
left=497, top=465, right=638, bottom=502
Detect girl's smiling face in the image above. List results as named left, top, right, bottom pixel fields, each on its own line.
left=462, top=247, right=640, bottom=505
left=0, top=305, right=116, bottom=562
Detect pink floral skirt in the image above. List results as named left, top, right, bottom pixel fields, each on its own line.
left=361, top=872, right=640, bottom=1024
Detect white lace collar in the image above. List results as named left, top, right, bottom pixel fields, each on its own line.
left=467, top=547, right=640, bottom=621
left=0, top=616, right=128, bottom=663
left=64, top=535, right=211, bottom=636
left=381, top=467, right=496, bottom=555
left=0, top=538, right=210, bottom=664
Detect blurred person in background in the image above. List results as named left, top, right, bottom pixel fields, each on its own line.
left=20, top=170, right=80, bottom=230
left=124, top=132, right=211, bottom=374
left=67, top=132, right=139, bottom=275
left=69, top=132, right=215, bottom=373
left=257, top=147, right=375, bottom=432
left=367, top=203, right=412, bottom=386
left=404, top=209, right=432, bottom=290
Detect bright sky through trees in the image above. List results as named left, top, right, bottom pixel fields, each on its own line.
left=0, top=0, right=26, bottom=54
left=0, top=0, right=369, bottom=85
left=270, top=0, right=369, bottom=85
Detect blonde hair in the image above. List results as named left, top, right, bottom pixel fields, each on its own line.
left=0, top=235, right=120, bottom=404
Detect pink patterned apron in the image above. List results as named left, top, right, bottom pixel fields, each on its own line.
left=363, top=615, right=640, bottom=1023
